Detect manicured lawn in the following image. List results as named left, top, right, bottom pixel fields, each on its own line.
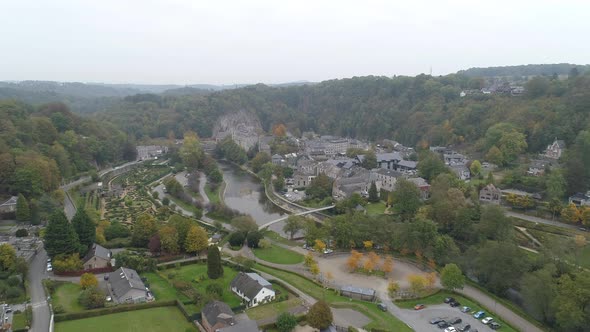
left=163, top=264, right=241, bottom=309
left=396, top=291, right=518, bottom=332
left=12, top=312, right=27, bottom=330
left=366, top=201, right=387, bottom=215
left=55, top=306, right=196, bottom=332
left=253, top=245, right=304, bottom=264
left=264, top=231, right=300, bottom=247
left=205, top=184, right=221, bottom=205
left=52, top=283, right=84, bottom=313
left=255, top=264, right=411, bottom=332
left=246, top=297, right=304, bottom=320
left=141, top=272, right=183, bottom=302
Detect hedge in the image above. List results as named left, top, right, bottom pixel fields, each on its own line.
left=258, top=313, right=307, bottom=330
left=175, top=300, right=191, bottom=322
left=54, top=266, right=113, bottom=277
left=54, top=300, right=176, bottom=322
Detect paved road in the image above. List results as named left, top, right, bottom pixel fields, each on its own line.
left=29, top=248, right=50, bottom=332
left=506, top=210, right=578, bottom=230
left=198, top=172, right=210, bottom=206
left=457, top=285, right=543, bottom=332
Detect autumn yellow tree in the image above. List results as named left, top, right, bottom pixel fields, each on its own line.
left=310, top=263, right=320, bottom=278
left=561, top=203, right=581, bottom=223
left=314, top=239, right=326, bottom=253
left=363, top=240, right=373, bottom=250
left=80, top=273, right=98, bottom=289
left=427, top=258, right=436, bottom=270
left=272, top=124, right=287, bottom=137
left=325, top=271, right=334, bottom=285
left=364, top=251, right=380, bottom=272
left=387, top=280, right=400, bottom=298
left=304, top=252, right=315, bottom=268
left=407, top=274, right=428, bottom=296
left=582, top=207, right=590, bottom=226
left=185, top=225, right=209, bottom=255
left=346, top=250, right=363, bottom=272
left=382, top=255, right=394, bottom=273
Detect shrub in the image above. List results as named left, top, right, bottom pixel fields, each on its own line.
left=276, top=312, right=298, bottom=332
left=205, top=283, right=223, bottom=298
left=7, top=276, right=21, bottom=287
left=246, top=231, right=263, bottom=248
left=104, top=222, right=131, bottom=240
left=6, top=287, right=22, bottom=299
left=53, top=304, right=65, bottom=314
left=52, top=254, right=83, bottom=273
left=308, top=300, right=333, bottom=330
left=78, top=286, right=105, bottom=309
left=80, top=273, right=98, bottom=289
left=228, top=232, right=245, bottom=247
left=15, top=229, right=28, bottom=237
left=172, top=280, right=192, bottom=291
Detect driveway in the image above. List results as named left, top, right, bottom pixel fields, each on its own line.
left=28, top=248, right=50, bottom=332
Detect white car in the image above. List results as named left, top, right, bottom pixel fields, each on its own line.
left=482, top=317, right=494, bottom=324
left=444, top=327, right=457, bottom=332
left=46, top=265, right=53, bottom=272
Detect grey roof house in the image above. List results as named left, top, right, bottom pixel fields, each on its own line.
left=0, top=196, right=17, bottom=213
left=82, top=243, right=112, bottom=270
left=230, top=272, right=275, bottom=308
left=108, top=267, right=153, bottom=304
left=200, top=300, right=259, bottom=332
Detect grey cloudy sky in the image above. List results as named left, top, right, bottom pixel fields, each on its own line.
left=2, top=0, right=589, bottom=85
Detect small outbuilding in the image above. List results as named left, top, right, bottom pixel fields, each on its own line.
left=339, top=285, right=376, bottom=301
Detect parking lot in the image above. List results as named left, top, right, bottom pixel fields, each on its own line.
left=402, top=304, right=499, bottom=332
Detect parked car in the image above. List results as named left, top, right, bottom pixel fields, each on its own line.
left=430, top=317, right=444, bottom=324
left=457, top=323, right=471, bottom=332
left=414, top=304, right=425, bottom=310
left=481, top=317, right=494, bottom=325
left=460, top=306, right=471, bottom=313
left=450, top=300, right=461, bottom=307
left=5, top=307, right=12, bottom=313
left=473, top=311, right=486, bottom=319
left=449, top=317, right=462, bottom=325
left=105, top=296, right=112, bottom=302
left=490, top=322, right=501, bottom=330
left=377, top=303, right=387, bottom=312
left=437, top=321, right=450, bottom=329
left=444, top=297, right=455, bottom=303
left=46, top=264, right=52, bottom=272
left=444, top=327, right=457, bottom=332
left=323, top=248, right=333, bottom=254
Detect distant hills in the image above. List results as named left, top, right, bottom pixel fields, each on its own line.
left=457, top=63, right=589, bottom=78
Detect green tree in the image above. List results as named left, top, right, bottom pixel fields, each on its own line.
left=306, top=173, right=333, bottom=200
left=250, top=152, right=271, bottom=173
left=469, top=160, right=482, bottom=177
left=72, top=209, right=96, bottom=251
left=78, top=286, right=105, bottom=309
left=498, top=131, right=528, bottom=163
left=368, top=181, right=379, bottom=203
left=276, top=312, right=298, bottom=332
left=45, top=211, right=81, bottom=258
left=479, top=205, right=513, bottom=240
left=392, top=179, right=421, bottom=220
left=486, top=171, right=495, bottom=185
left=131, top=213, right=158, bottom=247
left=159, top=225, right=179, bottom=254
left=361, top=150, right=377, bottom=170
left=473, top=241, right=528, bottom=294
left=179, top=132, right=203, bottom=169
left=273, top=175, right=285, bottom=192
left=231, top=215, right=258, bottom=233
left=485, top=146, right=504, bottom=166
left=0, top=244, right=16, bottom=271
left=418, top=151, right=448, bottom=181
left=554, top=271, right=590, bottom=331
left=207, top=245, right=223, bottom=279
left=169, top=215, right=191, bottom=251
left=520, top=264, right=557, bottom=323
left=15, top=193, right=30, bottom=222
left=307, top=300, right=333, bottom=330
left=185, top=225, right=209, bottom=254
left=283, top=215, right=303, bottom=240
left=546, top=170, right=566, bottom=201
left=440, top=263, right=465, bottom=290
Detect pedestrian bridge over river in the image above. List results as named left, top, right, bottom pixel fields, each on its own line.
left=258, top=205, right=335, bottom=230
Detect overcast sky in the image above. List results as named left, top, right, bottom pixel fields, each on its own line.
left=2, top=0, right=589, bottom=85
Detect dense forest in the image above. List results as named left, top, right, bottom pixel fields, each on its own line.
left=90, top=71, right=590, bottom=193
left=0, top=100, right=136, bottom=198
left=458, top=63, right=589, bottom=78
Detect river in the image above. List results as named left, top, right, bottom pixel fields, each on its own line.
left=218, top=162, right=289, bottom=234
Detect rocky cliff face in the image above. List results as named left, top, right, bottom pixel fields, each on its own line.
left=212, top=110, right=263, bottom=150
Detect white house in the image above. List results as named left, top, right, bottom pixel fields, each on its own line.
left=230, top=272, right=275, bottom=308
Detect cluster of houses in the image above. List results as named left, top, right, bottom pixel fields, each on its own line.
left=527, top=139, right=566, bottom=176
left=136, top=145, right=168, bottom=161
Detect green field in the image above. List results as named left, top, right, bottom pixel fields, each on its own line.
left=253, top=245, right=304, bottom=264
left=366, top=201, right=387, bottom=215
left=396, top=291, right=517, bottom=332
left=246, top=297, right=304, bottom=320
left=55, top=306, right=196, bottom=332
left=52, top=283, right=84, bottom=313
left=142, top=272, right=184, bottom=301
left=160, top=264, right=242, bottom=309
left=205, top=184, right=221, bottom=205
left=264, top=231, right=300, bottom=247
left=255, top=264, right=411, bottom=331
left=12, top=312, right=27, bottom=330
